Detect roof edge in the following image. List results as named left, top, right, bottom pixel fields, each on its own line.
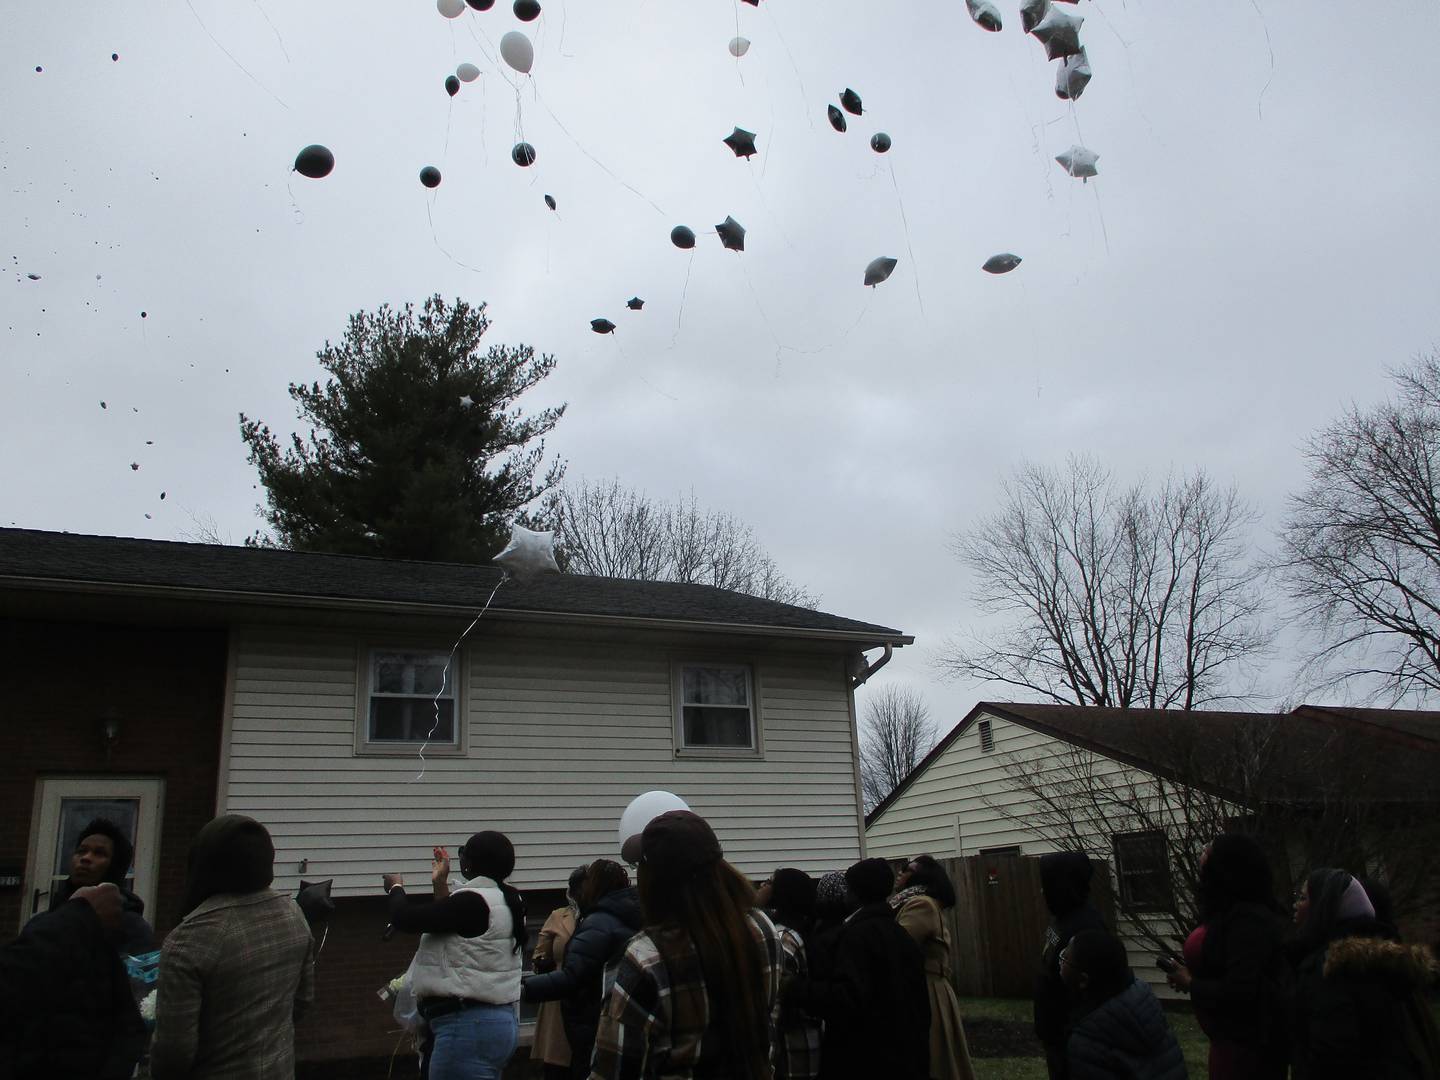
left=0, top=574, right=915, bottom=647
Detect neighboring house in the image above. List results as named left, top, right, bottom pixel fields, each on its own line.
left=1, top=528, right=910, bottom=1064
left=866, top=701, right=1440, bottom=991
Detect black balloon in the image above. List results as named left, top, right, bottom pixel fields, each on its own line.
left=671, top=225, right=696, bottom=249
left=591, top=318, right=616, bottom=334
left=840, top=88, right=863, bottom=115
left=445, top=75, right=460, bottom=97
left=420, top=165, right=442, bottom=188
left=466, top=0, right=495, bottom=8
left=296, top=879, right=335, bottom=924
left=827, top=105, right=847, bottom=133
left=544, top=194, right=557, bottom=210
left=511, top=142, right=537, bottom=167
left=626, top=297, right=644, bottom=310
left=723, top=127, right=758, bottom=159
left=716, top=215, right=746, bottom=252
left=870, top=132, right=892, bottom=153
left=293, top=144, right=335, bottom=179
left=514, top=0, right=541, bottom=19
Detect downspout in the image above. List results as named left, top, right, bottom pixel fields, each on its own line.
left=850, top=643, right=893, bottom=689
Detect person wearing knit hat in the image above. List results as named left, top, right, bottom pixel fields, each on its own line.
left=785, top=858, right=931, bottom=1080
left=151, top=815, right=315, bottom=1080
left=1290, top=867, right=1440, bottom=1077
left=590, top=810, right=781, bottom=1080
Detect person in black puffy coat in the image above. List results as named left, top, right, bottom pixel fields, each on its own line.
left=523, top=859, right=641, bottom=1078
left=1062, top=930, right=1187, bottom=1080
left=1035, top=852, right=1109, bottom=1079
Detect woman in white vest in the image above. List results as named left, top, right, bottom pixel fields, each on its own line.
left=383, top=831, right=526, bottom=1080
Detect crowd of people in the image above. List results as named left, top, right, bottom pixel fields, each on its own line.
left=2, top=814, right=1438, bottom=1080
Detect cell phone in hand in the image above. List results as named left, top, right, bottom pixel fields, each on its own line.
left=1155, top=953, right=1180, bottom=974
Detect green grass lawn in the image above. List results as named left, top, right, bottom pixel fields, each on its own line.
left=957, top=997, right=1208, bottom=1080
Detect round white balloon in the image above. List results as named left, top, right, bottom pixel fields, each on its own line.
left=499, top=31, right=534, bottom=74
left=437, top=0, right=466, bottom=19
left=456, top=62, right=481, bottom=83
left=618, top=790, right=690, bottom=864
left=728, top=36, right=751, bottom=58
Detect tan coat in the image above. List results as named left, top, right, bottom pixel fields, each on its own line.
left=896, top=895, right=977, bottom=1080
left=150, top=889, right=315, bottom=1080
left=530, top=905, right=577, bottom=1067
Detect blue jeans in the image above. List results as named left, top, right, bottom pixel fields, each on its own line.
left=427, top=1002, right=518, bottom=1080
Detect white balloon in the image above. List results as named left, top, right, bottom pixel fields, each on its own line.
left=1055, top=144, right=1099, bottom=180
left=456, top=62, right=481, bottom=83
left=499, top=31, right=534, bottom=74
left=618, top=790, right=690, bottom=864
left=491, top=524, right=560, bottom=581
left=728, top=36, right=751, bottom=58
left=437, top=0, right=466, bottom=19
left=1055, top=49, right=1091, bottom=101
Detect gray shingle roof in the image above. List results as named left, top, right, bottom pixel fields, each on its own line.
left=0, top=528, right=910, bottom=644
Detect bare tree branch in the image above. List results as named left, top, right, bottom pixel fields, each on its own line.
left=858, top=685, right=938, bottom=813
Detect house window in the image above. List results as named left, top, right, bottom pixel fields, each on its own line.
left=363, top=648, right=459, bottom=749
left=978, top=719, right=995, bottom=753
left=1113, top=830, right=1173, bottom=912
left=673, top=663, right=758, bottom=753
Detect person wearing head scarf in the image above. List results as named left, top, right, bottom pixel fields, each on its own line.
left=524, top=859, right=642, bottom=1079
left=1165, top=835, right=1289, bottom=1079
left=803, top=870, right=853, bottom=987
left=383, top=831, right=527, bottom=1080
left=1060, top=930, right=1185, bottom=1080
left=530, top=865, right=587, bottom=1080
left=785, top=858, right=930, bottom=1080
left=150, top=815, right=315, bottom=1079
left=1289, top=868, right=1440, bottom=1078
left=46, top=817, right=155, bottom=957
left=892, top=855, right=976, bottom=1080
left=589, top=811, right=780, bottom=1080
left=1034, top=852, right=1108, bottom=1079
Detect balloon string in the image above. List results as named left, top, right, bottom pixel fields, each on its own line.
left=185, top=0, right=290, bottom=111
left=284, top=171, right=305, bottom=224
left=425, top=199, right=485, bottom=275
left=412, top=577, right=506, bottom=784
left=671, top=250, right=695, bottom=347
left=887, top=160, right=925, bottom=319
left=250, top=0, right=291, bottom=62
left=747, top=163, right=794, bottom=249
left=731, top=0, right=745, bottom=88
left=765, top=6, right=813, bottom=131
left=1248, top=0, right=1276, bottom=120
left=444, top=98, right=454, bottom=158
left=532, top=88, right=668, bottom=217
left=1065, top=104, right=1110, bottom=255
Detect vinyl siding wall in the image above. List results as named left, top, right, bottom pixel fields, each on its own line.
left=223, top=623, right=863, bottom=895
left=866, top=708, right=1191, bottom=993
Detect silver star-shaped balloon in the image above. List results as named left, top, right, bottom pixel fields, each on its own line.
left=492, top=524, right=561, bottom=581
left=966, top=0, right=1002, bottom=32
left=1055, top=144, right=1099, bottom=180
left=1056, top=49, right=1092, bottom=101
left=459, top=395, right=475, bottom=408
left=1020, top=0, right=1049, bottom=34
left=1032, top=6, right=1083, bottom=60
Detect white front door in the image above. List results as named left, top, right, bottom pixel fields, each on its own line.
left=22, top=777, right=164, bottom=931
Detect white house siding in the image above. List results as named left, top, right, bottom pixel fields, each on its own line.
left=223, top=623, right=864, bottom=896
left=865, top=708, right=1191, bottom=994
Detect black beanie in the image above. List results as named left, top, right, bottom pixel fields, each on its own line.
left=462, top=831, right=516, bottom=881
left=845, top=857, right=895, bottom=905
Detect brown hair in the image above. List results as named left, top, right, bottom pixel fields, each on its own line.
left=579, top=858, right=630, bottom=911
left=639, top=858, right=771, bottom=1080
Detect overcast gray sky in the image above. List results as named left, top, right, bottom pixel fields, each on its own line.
left=4, top=2, right=1439, bottom=729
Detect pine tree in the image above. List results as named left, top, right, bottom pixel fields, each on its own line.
left=240, top=296, right=565, bottom=562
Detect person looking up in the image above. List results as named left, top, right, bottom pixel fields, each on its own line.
left=892, top=855, right=976, bottom=1080
left=1060, top=929, right=1186, bottom=1080
left=1034, top=852, right=1108, bottom=1080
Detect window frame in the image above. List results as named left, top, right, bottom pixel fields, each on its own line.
left=1112, top=829, right=1174, bottom=913
left=354, top=642, right=467, bottom=757
left=669, top=660, right=764, bottom=759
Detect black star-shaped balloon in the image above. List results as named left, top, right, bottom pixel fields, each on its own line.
left=723, top=127, right=758, bottom=159
left=544, top=194, right=556, bottom=210
left=626, top=297, right=644, bottom=310
left=716, top=216, right=746, bottom=252
left=827, top=105, right=847, bottom=133
left=591, top=318, right=616, bottom=334
left=840, top=88, right=863, bottom=115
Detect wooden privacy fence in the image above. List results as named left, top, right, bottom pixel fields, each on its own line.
left=936, top=854, right=1115, bottom=998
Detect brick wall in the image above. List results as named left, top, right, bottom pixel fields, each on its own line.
left=0, top=618, right=226, bottom=937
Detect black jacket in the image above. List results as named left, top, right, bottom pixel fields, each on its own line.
left=522, top=886, right=642, bottom=1066
left=1035, top=853, right=1108, bottom=1049
left=788, top=902, right=930, bottom=1080
left=1291, top=918, right=1440, bottom=1080
left=1189, top=901, right=1290, bottom=1057
left=1067, top=978, right=1188, bottom=1080
left=0, top=898, right=147, bottom=1080
left=49, top=880, right=155, bottom=958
